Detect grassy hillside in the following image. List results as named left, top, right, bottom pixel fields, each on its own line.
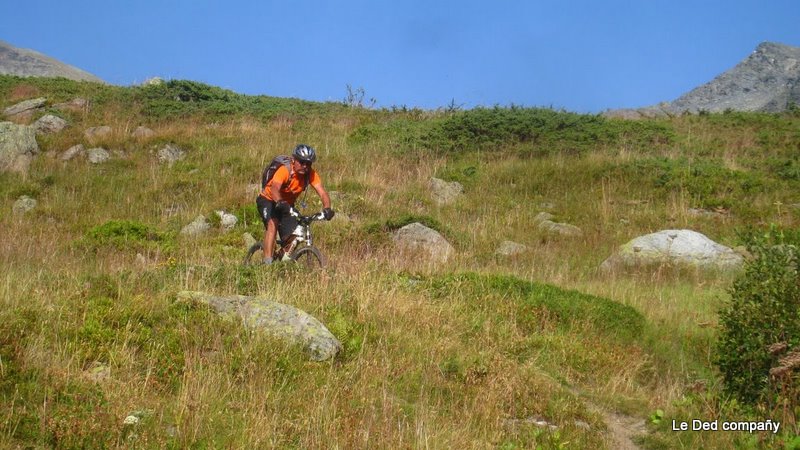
left=2, top=75, right=800, bottom=448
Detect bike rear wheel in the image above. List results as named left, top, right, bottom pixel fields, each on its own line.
left=290, top=246, right=326, bottom=269
left=243, top=242, right=264, bottom=266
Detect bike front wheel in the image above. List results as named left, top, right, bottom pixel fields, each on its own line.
left=290, top=246, right=326, bottom=269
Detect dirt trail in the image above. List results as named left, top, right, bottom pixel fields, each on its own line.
left=564, top=384, right=646, bottom=449
left=594, top=407, right=646, bottom=450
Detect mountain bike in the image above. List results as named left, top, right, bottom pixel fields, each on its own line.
left=244, top=207, right=327, bottom=268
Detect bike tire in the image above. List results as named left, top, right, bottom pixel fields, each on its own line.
left=290, top=246, right=326, bottom=269
left=243, top=242, right=264, bottom=266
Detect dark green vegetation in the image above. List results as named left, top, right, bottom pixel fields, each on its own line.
left=426, top=273, right=645, bottom=342
left=715, top=227, right=800, bottom=403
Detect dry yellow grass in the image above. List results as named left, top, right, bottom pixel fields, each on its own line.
left=3, top=80, right=800, bottom=448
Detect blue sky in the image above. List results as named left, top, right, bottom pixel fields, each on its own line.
left=2, top=0, right=799, bottom=113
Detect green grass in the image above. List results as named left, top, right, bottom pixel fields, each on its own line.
left=2, top=75, right=800, bottom=448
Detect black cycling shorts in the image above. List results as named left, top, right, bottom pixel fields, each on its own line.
left=256, top=196, right=298, bottom=242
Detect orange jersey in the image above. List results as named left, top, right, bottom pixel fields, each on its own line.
left=260, top=165, right=320, bottom=204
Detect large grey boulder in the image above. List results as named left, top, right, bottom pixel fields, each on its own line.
left=176, top=291, right=342, bottom=361
left=392, top=222, right=454, bottom=263
left=601, top=229, right=744, bottom=272
left=3, top=97, right=47, bottom=117
left=34, top=114, right=67, bottom=134
left=0, top=121, right=39, bottom=174
left=430, top=177, right=464, bottom=206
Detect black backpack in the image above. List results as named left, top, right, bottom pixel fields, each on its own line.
left=261, top=155, right=309, bottom=191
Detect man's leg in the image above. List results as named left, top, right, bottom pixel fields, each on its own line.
left=263, top=218, right=278, bottom=263
left=256, top=196, right=278, bottom=264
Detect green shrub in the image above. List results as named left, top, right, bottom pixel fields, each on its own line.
left=612, top=157, right=768, bottom=209
left=715, top=226, right=800, bottom=404
left=427, top=273, right=645, bottom=341
left=84, top=219, right=163, bottom=250
left=420, top=107, right=673, bottom=155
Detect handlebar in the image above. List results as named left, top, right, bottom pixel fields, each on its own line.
left=288, top=207, right=326, bottom=224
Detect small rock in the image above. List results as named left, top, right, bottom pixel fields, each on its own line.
left=574, top=420, right=591, bottom=430
left=123, top=416, right=140, bottom=426
left=3, top=97, right=47, bottom=117
left=84, top=126, right=113, bottom=141
left=533, top=212, right=555, bottom=224
left=132, top=126, right=155, bottom=139
left=502, top=416, right=558, bottom=431
left=243, top=232, right=258, bottom=249
left=53, top=97, right=89, bottom=113
left=215, top=210, right=238, bottom=230
left=430, top=177, right=464, bottom=206
left=34, top=114, right=68, bottom=134
left=331, top=212, right=353, bottom=224
left=13, top=195, right=37, bottom=214
left=181, top=215, right=210, bottom=236
left=688, top=208, right=727, bottom=218
left=87, top=147, right=110, bottom=164
left=538, top=220, right=583, bottom=237
left=61, top=144, right=85, bottom=161
left=157, top=144, right=185, bottom=166
left=142, top=77, right=165, bottom=86
left=496, top=240, right=529, bottom=256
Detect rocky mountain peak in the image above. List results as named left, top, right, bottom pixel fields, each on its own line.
left=605, top=41, right=800, bottom=118
left=670, top=41, right=800, bottom=113
left=0, top=40, right=104, bottom=83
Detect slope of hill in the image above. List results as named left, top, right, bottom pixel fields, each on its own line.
left=0, top=40, right=104, bottom=83
left=1, top=76, right=800, bottom=449
left=605, top=41, right=800, bottom=118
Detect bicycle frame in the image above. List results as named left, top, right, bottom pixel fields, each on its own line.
left=278, top=208, right=325, bottom=260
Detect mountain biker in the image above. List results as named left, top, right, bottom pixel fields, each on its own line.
left=256, top=144, right=334, bottom=265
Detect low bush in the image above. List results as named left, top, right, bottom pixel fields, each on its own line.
left=715, top=226, right=800, bottom=405
left=83, top=219, right=167, bottom=251
left=427, top=273, right=645, bottom=341
left=420, top=107, right=674, bottom=155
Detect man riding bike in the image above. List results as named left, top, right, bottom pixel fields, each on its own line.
left=256, top=144, right=334, bottom=265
